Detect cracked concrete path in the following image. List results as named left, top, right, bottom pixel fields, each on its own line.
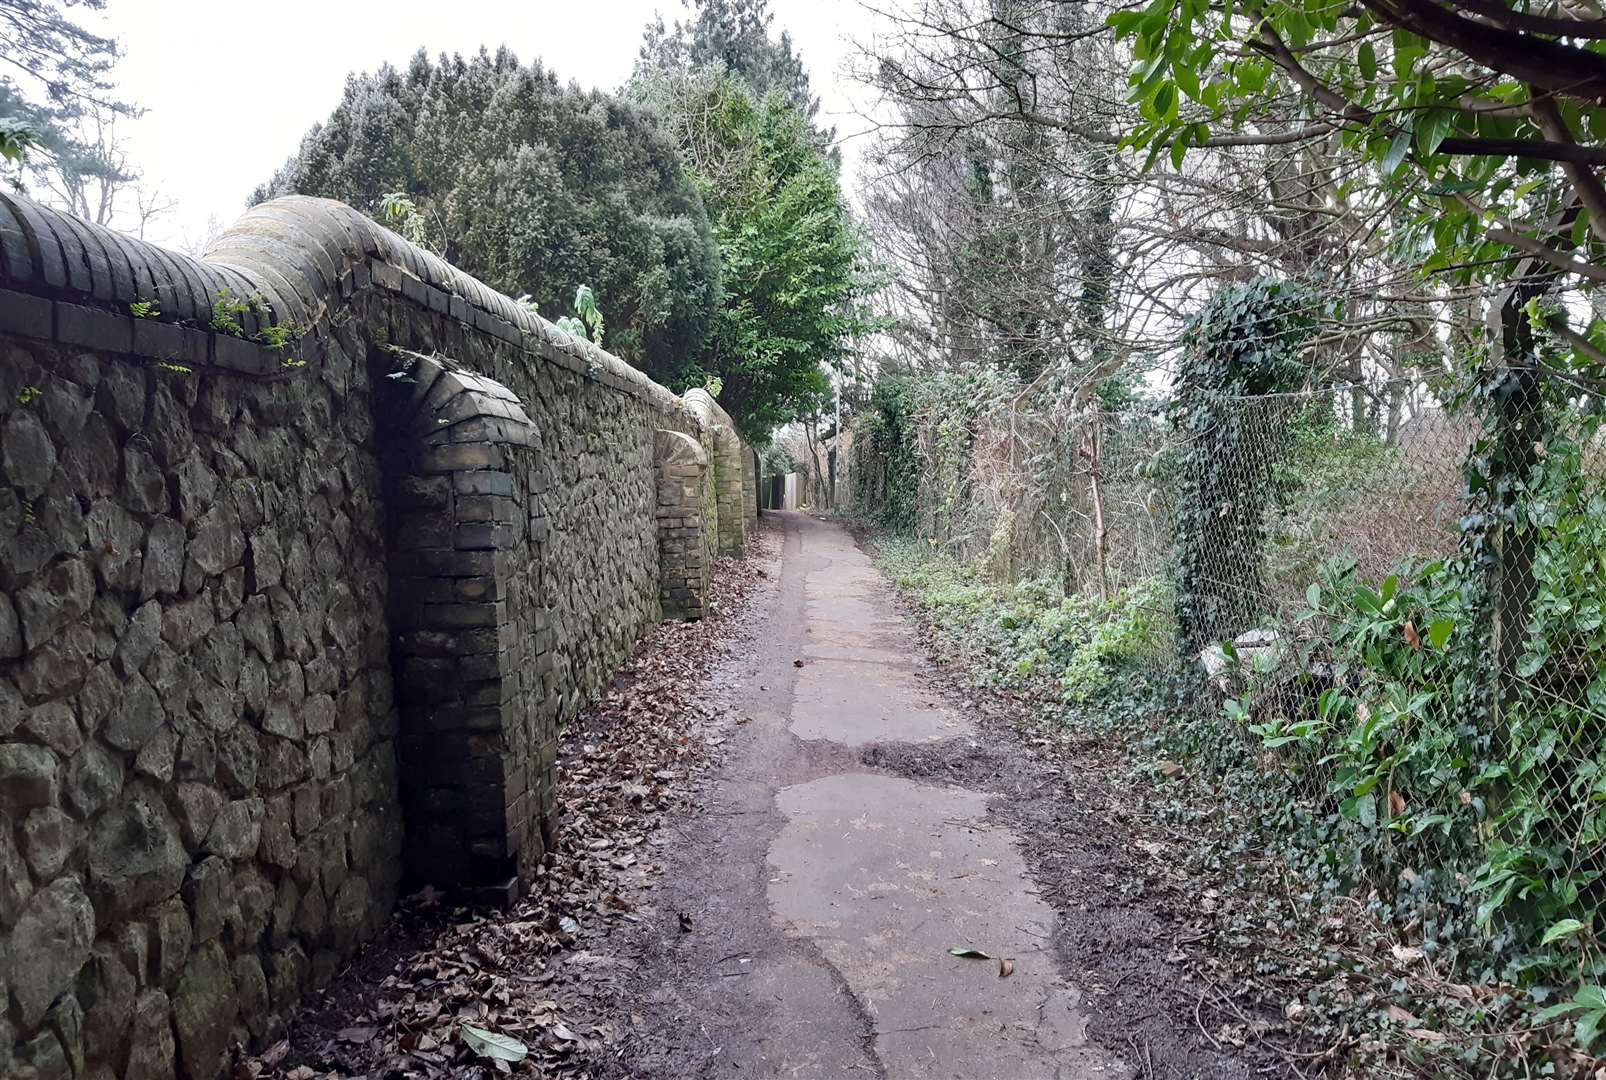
left=607, top=513, right=1129, bottom=1080
left=767, top=515, right=1122, bottom=1080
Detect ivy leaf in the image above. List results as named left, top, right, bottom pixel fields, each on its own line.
left=1152, top=83, right=1177, bottom=124
left=1579, top=1006, right=1605, bottom=1049
left=1175, top=61, right=1202, bottom=102
left=1426, top=177, right=1485, bottom=197
left=1542, top=918, right=1587, bottom=945
left=1415, top=109, right=1454, bottom=156
left=1358, top=41, right=1377, bottom=82
left=1380, top=575, right=1399, bottom=604
left=1107, top=10, right=1146, bottom=35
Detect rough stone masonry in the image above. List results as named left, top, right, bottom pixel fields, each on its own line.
left=0, top=192, right=755, bottom=1079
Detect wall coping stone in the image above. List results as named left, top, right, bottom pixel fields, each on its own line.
left=683, top=387, right=738, bottom=435
left=0, top=191, right=692, bottom=423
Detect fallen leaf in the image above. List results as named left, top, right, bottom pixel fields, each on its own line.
left=460, top=1022, right=529, bottom=1063
left=998, top=957, right=1014, bottom=978
left=1386, top=1005, right=1420, bottom=1026
left=949, top=947, right=993, bottom=959
left=1390, top=943, right=1424, bottom=965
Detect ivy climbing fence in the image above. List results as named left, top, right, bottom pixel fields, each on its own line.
left=848, top=361, right=1606, bottom=1007
left=1134, top=379, right=1606, bottom=994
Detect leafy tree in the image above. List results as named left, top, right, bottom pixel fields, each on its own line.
left=0, top=0, right=148, bottom=222
left=255, top=48, right=720, bottom=380
left=636, top=73, right=881, bottom=442
left=636, top=0, right=819, bottom=122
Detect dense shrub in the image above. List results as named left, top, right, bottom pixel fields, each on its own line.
left=255, top=48, right=720, bottom=383
left=877, top=536, right=1168, bottom=706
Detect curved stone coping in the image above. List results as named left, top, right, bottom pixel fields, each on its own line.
left=0, top=191, right=688, bottom=418
left=654, top=427, right=707, bottom=466
left=683, top=387, right=740, bottom=436
left=388, top=349, right=538, bottom=449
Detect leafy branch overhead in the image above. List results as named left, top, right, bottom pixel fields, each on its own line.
left=1112, top=0, right=1606, bottom=380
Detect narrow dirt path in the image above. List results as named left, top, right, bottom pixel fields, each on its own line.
left=604, top=514, right=1132, bottom=1079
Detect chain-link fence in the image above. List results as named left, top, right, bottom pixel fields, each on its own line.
left=849, top=371, right=1606, bottom=995
left=1137, top=382, right=1606, bottom=984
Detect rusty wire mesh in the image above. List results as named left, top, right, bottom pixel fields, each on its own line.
left=1137, top=383, right=1606, bottom=975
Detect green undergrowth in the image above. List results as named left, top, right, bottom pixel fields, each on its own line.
left=870, top=529, right=1600, bottom=1079
left=873, top=534, right=1170, bottom=719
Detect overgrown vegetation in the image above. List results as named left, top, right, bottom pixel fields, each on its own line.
left=877, top=536, right=1168, bottom=711
left=844, top=1, right=1606, bottom=1064
left=1169, top=278, right=1318, bottom=656
left=851, top=264, right=1605, bottom=1071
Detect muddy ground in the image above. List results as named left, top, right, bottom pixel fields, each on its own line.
left=252, top=513, right=1300, bottom=1080
left=591, top=513, right=1292, bottom=1080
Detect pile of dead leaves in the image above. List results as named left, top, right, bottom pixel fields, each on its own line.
left=240, top=524, right=779, bottom=1079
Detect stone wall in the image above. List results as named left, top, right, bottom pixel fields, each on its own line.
left=0, top=192, right=755, bottom=1078
left=684, top=389, right=752, bottom=557
left=653, top=431, right=708, bottom=621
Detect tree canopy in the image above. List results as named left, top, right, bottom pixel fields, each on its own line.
left=0, top=0, right=149, bottom=227
left=636, top=0, right=820, bottom=121
left=255, top=48, right=721, bottom=381
left=636, top=72, right=881, bottom=443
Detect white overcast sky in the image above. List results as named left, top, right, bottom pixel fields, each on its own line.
left=92, top=0, right=882, bottom=251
